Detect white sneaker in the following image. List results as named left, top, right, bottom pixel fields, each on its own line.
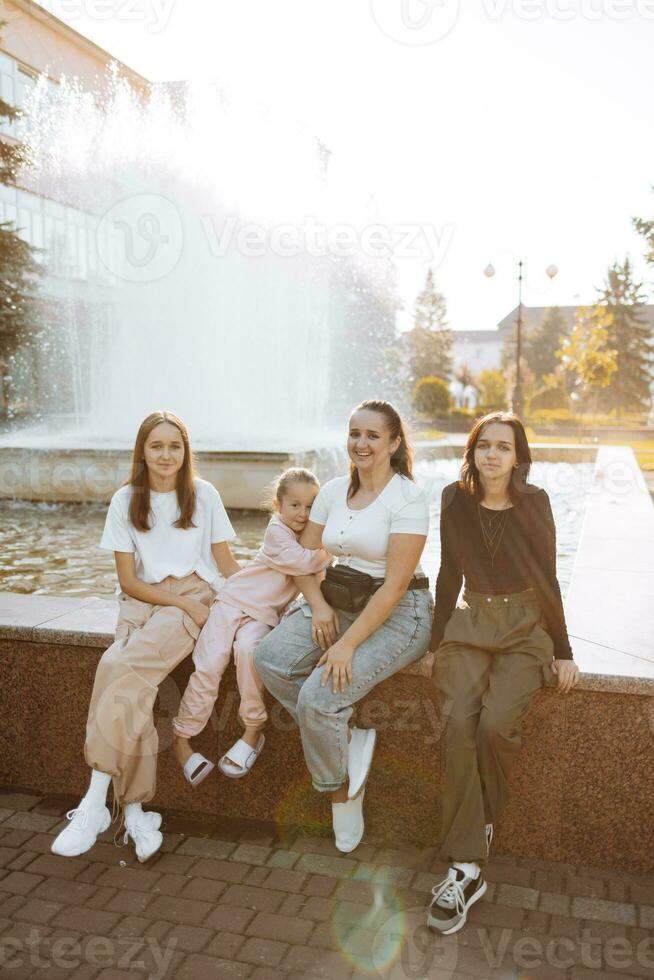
left=124, top=816, right=163, bottom=863
left=332, top=789, right=365, bottom=853
left=347, top=728, right=377, bottom=799
left=51, top=802, right=111, bottom=857
left=140, top=810, right=162, bottom=831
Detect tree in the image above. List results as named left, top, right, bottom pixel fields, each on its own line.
left=595, top=259, right=653, bottom=414
left=412, top=376, right=451, bottom=416
left=523, top=306, right=570, bottom=381
left=556, top=305, right=617, bottom=412
left=405, top=268, right=452, bottom=384
left=0, top=93, right=43, bottom=417
left=633, top=193, right=654, bottom=268
left=477, top=368, right=508, bottom=412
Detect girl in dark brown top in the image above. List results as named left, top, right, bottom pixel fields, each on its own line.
left=427, top=411, right=579, bottom=936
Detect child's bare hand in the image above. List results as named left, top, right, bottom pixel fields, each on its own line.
left=182, top=600, right=210, bottom=628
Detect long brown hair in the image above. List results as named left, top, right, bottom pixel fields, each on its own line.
left=126, top=411, right=197, bottom=531
left=459, top=411, right=532, bottom=503
left=348, top=399, right=414, bottom=500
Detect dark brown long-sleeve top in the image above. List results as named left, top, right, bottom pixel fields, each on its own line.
left=430, top=480, right=574, bottom=660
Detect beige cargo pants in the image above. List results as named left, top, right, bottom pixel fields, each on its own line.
left=432, top=588, right=554, bottom=866
left=84, top=573, right=212, bottom=805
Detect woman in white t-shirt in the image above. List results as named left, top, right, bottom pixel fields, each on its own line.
left=51, top=411, right=239, bottom=864
left=255, top=400, right=433, bottom=853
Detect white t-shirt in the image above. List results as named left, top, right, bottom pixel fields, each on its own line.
left=309, top=473, right=429, bottom=578
left=100, top=477, right=235, bottom=591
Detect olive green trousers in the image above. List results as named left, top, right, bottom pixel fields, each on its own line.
left=432, top=588, right=554, bottom=866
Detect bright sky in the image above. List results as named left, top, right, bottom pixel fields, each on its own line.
left=41, top=0, right=654, bottom=331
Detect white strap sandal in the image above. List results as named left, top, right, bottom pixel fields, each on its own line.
left=218, top=734, right=265, bottom=779
left=182, top=752, right=215, bottom=787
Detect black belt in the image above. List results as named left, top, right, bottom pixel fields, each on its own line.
left=370, top=574, right=430, bottom=591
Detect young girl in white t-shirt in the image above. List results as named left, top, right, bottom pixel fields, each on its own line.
left=51, top=410, right=240, bottom=864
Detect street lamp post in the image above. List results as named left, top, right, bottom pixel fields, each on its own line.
left=484, top=259, right=558, bottom=419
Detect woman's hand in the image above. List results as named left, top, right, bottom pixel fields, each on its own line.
left=310, top=600, right=340, bottom=651
left=550, top=659, right=580, bottom=693
left=182, top=599, right=210, bottom=629
left=318, top=637, right=355, bottom=693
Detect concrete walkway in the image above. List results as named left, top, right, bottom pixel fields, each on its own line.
left=0, top=787, right=652, bottom=980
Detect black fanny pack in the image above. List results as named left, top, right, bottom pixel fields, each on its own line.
left=320, top=563, right=429, bottom=614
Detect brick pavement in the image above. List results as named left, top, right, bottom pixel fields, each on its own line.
left=0, top=787, right=652, bottom=979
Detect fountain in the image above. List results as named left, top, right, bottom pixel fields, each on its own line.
left=0, top=70, right=398, bottom=504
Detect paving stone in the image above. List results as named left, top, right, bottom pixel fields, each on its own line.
left=277, top=893, right=306, bottom=917
left=262, top=868, right=308, bottom=893
left=177, top=837, right=236, bottom=859
left=149, top=851, right=196, bottom=875
left=638, top=905, right=654, bottom=929
left=282, top=943, right=350, bottom=976
left=26, top=854, right=90, bottom=881
left=484, top=861, right=534, bottom=887
left=0, top=870, right=44, bottom=895
left=181, top=876, right=227, bottom=903
left=231, top=844, right=273, bottom=866
left=244, top=867, right=269, bottom=888
left=237, top=936, right=289, bottom=967
left=204, top=930, right=247, bottom=960
left=177, top=953, right=252, bottom=978
left=246, top=911, right=314, bottom=946
left=538, top=890, right=571, bottom=916
left=147, top=894, right=214, bottom=925
left=567, top=874, right=608, bottom=900
left=33, top=878, right=98, bottom=906
left=151, top=872, right=189, bottom=897
left=249, top=967, right=287, bottom=980
left=1, top=812, right=61, bottom=832
left=496, top=883, right=540, bottom=910
left=204, top=905, right=256, bottom=933
left=296, top=853, right=356, bottom=879
left=571, top=897, right=637, bottom=926
left=0, top=792, right=41, bottom=811
left=104, top=890, right=153, bottom=916
left=303, top=875, right=338, bottom=898
left=96, top=866, right=161, bottom=892
left=52, top=905, right=121, bottom=935
left=265, top=850, right=300, bottom=870
left=190, top=857, right=251, bottom=883
left=162, top=922, right=215, bottom=953
left=218, top=884, right=286, bottom=914
left=11, top=896, right=63, bottom=924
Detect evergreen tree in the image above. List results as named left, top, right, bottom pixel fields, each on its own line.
left=406, top=268, right=452, bottom=383
left=0, top=93, right=43, bottom=417
left=596, top=259, right=653, bottom=413
left=523, top=306, right=570, bottom=381
left=633, top=194, right=654, bottom=268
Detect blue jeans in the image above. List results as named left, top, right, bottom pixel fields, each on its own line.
left=254, top=589, right=433, bottom=791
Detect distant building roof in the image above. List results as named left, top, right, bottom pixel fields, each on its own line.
left=1, top=0, right=149, bottom=92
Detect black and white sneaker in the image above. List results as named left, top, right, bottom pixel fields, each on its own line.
left=427, top=866, right=487, bottom=934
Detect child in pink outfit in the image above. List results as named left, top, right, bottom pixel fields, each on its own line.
left=173, top=468, right=331, bottom=784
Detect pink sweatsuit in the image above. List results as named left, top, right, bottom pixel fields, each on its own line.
left=173, top=515, right=331, bottom=736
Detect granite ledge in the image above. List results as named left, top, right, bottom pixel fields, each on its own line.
left=2, top=592, right=654, bottom=695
